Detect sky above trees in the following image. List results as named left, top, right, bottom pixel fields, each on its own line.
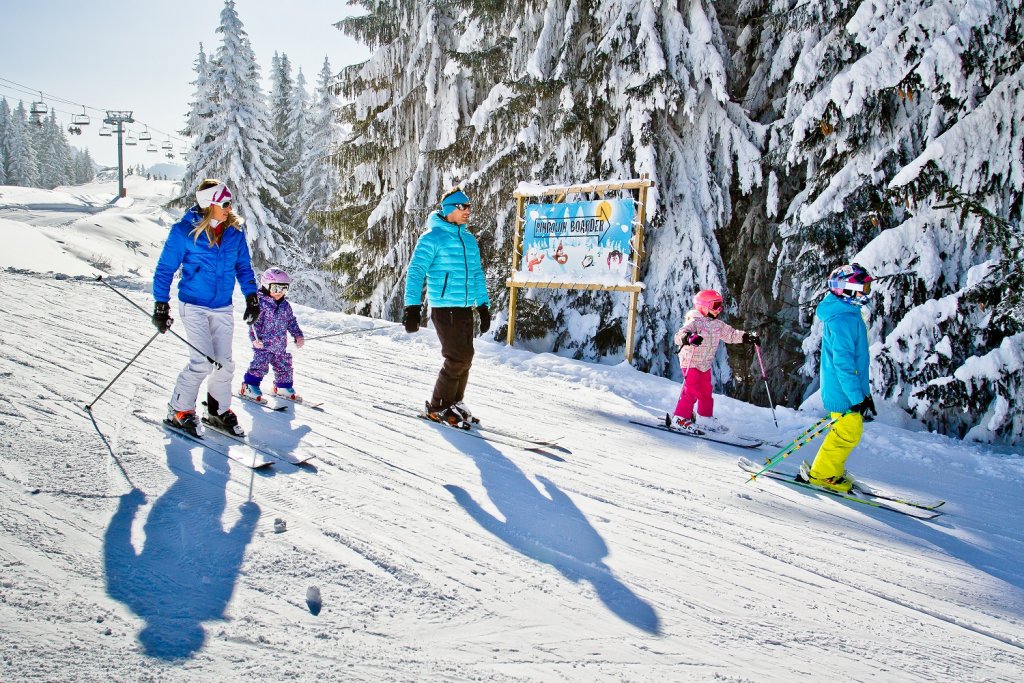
left=0, top=1, right=368, bottom=167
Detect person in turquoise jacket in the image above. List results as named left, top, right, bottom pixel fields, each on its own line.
left=800, top=263, right=876, bottom=493
left=403, top=188, right=490, bottom=428
left=151, top=179, right=261, bottom=437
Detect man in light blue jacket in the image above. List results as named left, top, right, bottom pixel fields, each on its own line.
left=403, top=188, right=490, bottom=428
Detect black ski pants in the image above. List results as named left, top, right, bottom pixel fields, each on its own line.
left=429, top=307, right=475, bottom=410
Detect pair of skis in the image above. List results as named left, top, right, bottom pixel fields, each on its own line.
left=629, top=414, right=764, bottom=449
left=738, top=457, right=944, bottom=519
left=372, top=403, right=568, bottom=460
left=238, top=392, right=325, bottom=413
left=158, top=415, right=314, bottom=469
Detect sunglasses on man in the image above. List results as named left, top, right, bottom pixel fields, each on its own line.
left=453, top=203, right=471, bottom=211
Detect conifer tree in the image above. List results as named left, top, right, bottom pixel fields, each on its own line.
left=0, top=97, right=9, bottom=185
left=182, top=0, right=291, bottom=266
left=331, top=0, right=761, bottom=377
left=294, top=57, right=342, bottom=260
left=37, top=111, right=73, bottom=189
left=6, top=101, right=39, bottom=187
left=180, top=43, right=219, bottom=199
left=734, top=0, right=1024, bottom=442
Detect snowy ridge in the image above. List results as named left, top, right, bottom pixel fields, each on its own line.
left=2, top=179, right=1024, bottom=679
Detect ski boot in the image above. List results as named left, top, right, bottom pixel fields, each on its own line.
left=798, top=460, right=855, bottom=493
left=452, top=401, right=479, bottom=424
left=695, top=414, right=729, bottom=433
left=666, top=413, right=702, bottom=434
left=240, top=382, right=266, bottom=403
left=425, top=402, right=471, bottom=430
left=205, top=406, right=245, bottom=437
left=166, top=407, right=202, bottom=437
left=274, top=386, right=302, bottom=402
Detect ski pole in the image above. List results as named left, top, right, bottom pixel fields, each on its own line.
left=303, top=324, right=392, bottom=342
left=754, top=344, right=779, bottom=428
left=745, top=415, right=838, bottom=482
left=96, top=276, right=223, bottom=369
left=84, top=331, right=161, bottom=411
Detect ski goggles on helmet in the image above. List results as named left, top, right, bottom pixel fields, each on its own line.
left=269, top=283, right=289, bottom=294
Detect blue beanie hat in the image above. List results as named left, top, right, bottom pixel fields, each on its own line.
left=439, top=189, right=471, bottom=217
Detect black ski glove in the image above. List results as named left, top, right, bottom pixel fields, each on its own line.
left=742, top=331, right=760, bottom=345
left=403, top=305, right=421, bottom=333
left=680, top=333, right=704, bottom=347
left=152, top=301, right=173, bottom=333
left=477, top=305, right=491, bottom=334
left=243, top=294, right=261, bottom=325
left=851, top=395, right=876, bottom=418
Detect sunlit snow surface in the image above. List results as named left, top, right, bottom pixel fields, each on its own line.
left=1, top=178, right=1022, bottom=680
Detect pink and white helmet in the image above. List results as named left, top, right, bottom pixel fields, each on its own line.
left=260, top=266, right=291, bottom=288
left=195, top=182, right=232, bottom=209
left=694, top=289, right=724, bottom=317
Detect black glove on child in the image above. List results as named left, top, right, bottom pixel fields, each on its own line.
left=152, top=302, right=173, bottom=333
left=403, top=305, right=421, bottom=333
left=243, top=294, right=261, bottom=325
left=851, top=395, right=877, bottom=418
left=681, top=333, right=704, bottom=347
left=743, top=331, right=760, bottom=345
left=477, top=305, right=491, bottom=334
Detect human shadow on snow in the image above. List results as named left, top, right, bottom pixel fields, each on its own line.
left=437, top=427, right=661, bottom=635
left=103, top=440, right=261, bottom=660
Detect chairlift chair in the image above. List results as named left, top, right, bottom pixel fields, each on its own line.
left=71, top=108, right=90, bottom=126
left=99, top=126, right=112, bottom=137
left=146, top=143, right=158, bottom=153
left=139, top=126, right=152, bottom=141
left=125, top=134, right=138, bottom=146
left=67, top=125, right=82, bottom=136
left=30, top=95, right=47, bottom=116
left=165, top=152, right=175, bottom=160
left=161, top=139, right=173, bottom=151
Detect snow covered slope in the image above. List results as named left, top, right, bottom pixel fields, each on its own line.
left=1, top=181, right=1022, bottom=680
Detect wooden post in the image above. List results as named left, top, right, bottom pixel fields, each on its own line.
left=624, top=173, right=650, bottom=365
left=507, top=195, right=526, bottom=347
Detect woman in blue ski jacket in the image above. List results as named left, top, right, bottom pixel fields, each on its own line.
left=151, top=179, right=260, bottom=437
left=403, top=188, right=490, bottom=427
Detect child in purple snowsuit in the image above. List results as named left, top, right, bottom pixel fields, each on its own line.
left=241, top=267, right=305, bottom=402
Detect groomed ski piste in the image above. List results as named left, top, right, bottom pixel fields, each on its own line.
left=2, top=178, right=1023, bottom=681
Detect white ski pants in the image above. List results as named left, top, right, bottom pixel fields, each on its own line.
left=168, top=302, right=236, bottom=412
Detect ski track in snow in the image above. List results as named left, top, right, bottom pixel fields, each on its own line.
left=1, top=182, right=1023, bottom=680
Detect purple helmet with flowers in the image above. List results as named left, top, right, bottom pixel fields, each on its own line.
left=828, top=263, right=872, bottom=305
left=260, top=266, right=291, bottom=288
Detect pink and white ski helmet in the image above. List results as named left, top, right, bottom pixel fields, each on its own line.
left=260, top=266, right=291, bottom=287
left=694, top=289, right=724, bottom=317
left=195, top=182, right=232, bottom=209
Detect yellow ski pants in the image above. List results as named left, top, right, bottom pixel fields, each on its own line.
left=809, top=412, right=863, bottom=480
